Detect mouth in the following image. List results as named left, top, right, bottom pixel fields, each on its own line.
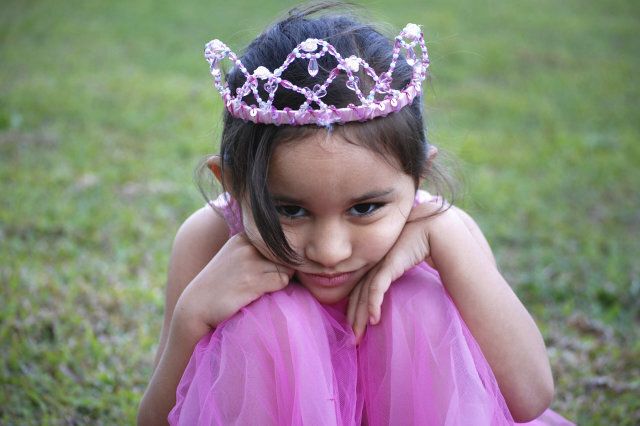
left=297, top=270, right=356, bottom=288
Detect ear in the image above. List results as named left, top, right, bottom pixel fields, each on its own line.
left=417, top=145, right=439, bottom=188
left=206, top=155, right=225, bottom=185
left=427, top=144, right=438, bottom=163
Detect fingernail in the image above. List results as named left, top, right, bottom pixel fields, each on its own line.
left=369, top=315, right=375, bottom=325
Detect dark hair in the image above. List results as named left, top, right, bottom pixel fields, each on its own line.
left=197, top=1, right=454, bottom=264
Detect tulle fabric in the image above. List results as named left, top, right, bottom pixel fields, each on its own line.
left=168, top=193, right=573, bottom=425
left=168, top=278, right=360, bottom=425
left=169, top=263, right=570, bottom=425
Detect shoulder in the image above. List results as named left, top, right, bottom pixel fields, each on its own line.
left=448, top=206, right=497, bottom=266
left=415, top=190, right=484, bottom=235
left=449, top=205, right=480, bottom=231
left=165, top=205, right=230, bottom=318
left=167, top=203, right=232, bottom=290
left=415, top=190, right=496, bottom=266
left=168, top=193, right=241, bottom=286
left=172, top=205, right=230, bottom=261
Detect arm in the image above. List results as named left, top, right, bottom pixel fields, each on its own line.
left=138, top=206, right=230, bottom=425
left=137, top=206, right=293, bottom=425
left=427, top=208, right=553, bottom=422
left=422, top=206, right=497, bottom=269
left=351, top=204, right=553, bottom=422
left=154, top=207, right=230, bottom=368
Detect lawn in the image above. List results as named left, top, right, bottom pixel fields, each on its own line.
left=1, top=0, right=638, bottom=424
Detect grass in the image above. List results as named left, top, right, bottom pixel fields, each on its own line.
left=1, top=0, right=638, bottom=424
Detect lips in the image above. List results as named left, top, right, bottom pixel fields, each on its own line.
left=298, top=271, right=356, bottom=288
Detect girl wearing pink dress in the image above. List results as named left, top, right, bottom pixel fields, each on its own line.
left=138, top=3, right=573, bottom=425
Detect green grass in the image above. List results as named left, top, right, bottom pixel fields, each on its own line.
left=1, top=0, right=638, bottom=424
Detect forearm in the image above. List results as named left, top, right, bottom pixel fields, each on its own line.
left=428, top=211, right=553, bottom=421
left=138, top=307, right=211, bottom=426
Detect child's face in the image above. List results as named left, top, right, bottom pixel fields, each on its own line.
left=242, top=131, right=417, bottom=305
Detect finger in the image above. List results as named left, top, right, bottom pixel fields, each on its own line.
left=261, top=273, right=290, bottom=292
left=353, top=276, right=373, bottom=344
left=367, top=267, right=393, bottom=325
left=273, top=263, right=295, bottom=278
left=353, top=294, right=369, bottom=344
left=347, top=281, right=364, bottom=327
left=262, top=265, right=294, bottom=291
left=425, top=255, right=435, bottom=269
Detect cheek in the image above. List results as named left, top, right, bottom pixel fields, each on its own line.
left=241, top=210, right=283, bottom=263
left=241, top=209, right=259, bottom=240
left=280, top=224, right=303, bottom=246
left=357, top=216, right=408, bottom=262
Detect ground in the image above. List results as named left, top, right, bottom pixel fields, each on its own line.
left=1, top=0, right=638, bottom=424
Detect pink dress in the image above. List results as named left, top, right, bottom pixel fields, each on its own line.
left=168, top=192, right=573, bottom=425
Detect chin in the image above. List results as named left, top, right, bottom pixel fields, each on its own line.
left=314, top=293, right=348, bottom=305
left=301, top=284, right=352, bottom=305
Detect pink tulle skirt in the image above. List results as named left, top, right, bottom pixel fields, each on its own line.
left=168, top=263, right=573, bottom=425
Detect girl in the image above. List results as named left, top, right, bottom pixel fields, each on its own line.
left=139, top=3, right=573, bottom=425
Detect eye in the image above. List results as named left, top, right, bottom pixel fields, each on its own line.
left=349, top=203, right=384, bottom=217
left=276, top=205, right=307, bottom=219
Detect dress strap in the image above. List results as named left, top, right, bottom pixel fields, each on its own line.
left=211, top=192, right=244, bottom=236
left=415, top=189, right=441, bottom=206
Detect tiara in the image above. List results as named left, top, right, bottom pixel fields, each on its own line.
left=204, top=23, right=429, bottom=126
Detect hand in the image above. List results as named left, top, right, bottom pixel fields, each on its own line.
left=346, top=200, right=443, bottom=344
left=173, top=232, right=294, bottom=333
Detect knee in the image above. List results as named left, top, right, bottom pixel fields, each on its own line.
left=386, top=265, right=447, bottom=310
left=219, top=284, right=322, bottom=343
left=372, top=264, right=452, bottom=334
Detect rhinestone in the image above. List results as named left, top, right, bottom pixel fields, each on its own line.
left=406, top=48, right=416, bottom=66
left=346, top=77, right=359, bottom=91
left=264, top=81, right=277, bottom=93
left=308, top=57, right=319, bottom=77
left=301, top=39, right=318, bottom=52
left=403, top=24, right=421, bottom=40
left=209, top=39, right=226, bottom=52
left=254, top=66, right=271, bottom=80
left=313, top=84, right=327, bottom=98
left=345, top=56, right=360, bottom=72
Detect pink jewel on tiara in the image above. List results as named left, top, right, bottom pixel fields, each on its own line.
left=307, top=57, right=319, bottom=77
left=405, top=48, right=417, bottom=66
left=403, top=24, right=422, bottom=40
left=301, top=39, right=319, bottom=52
left=345, top=56, right=360, bottom=73
left=253, top=66, right=271, bottom=80
left=346, top=77, right=359, bottom=92
left=204, top=23, right=429, bottom=126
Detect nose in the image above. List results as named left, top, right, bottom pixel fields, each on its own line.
left=304, top=218, right=352, bottom=269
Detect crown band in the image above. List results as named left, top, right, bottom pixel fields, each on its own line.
left=204, top=23, right=429, bottom=126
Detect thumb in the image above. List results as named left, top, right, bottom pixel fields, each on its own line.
left=367, top=256, right=408, bottom=325
left=275, top=263, right=295, bottom=283
left=263, top=264, right=294, bottom=293
left=277, top=264, right=295, bottom=278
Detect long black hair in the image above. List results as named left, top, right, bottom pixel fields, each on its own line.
left=197, top=1, right=454, bottom=264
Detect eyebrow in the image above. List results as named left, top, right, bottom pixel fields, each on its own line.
left=271, top=188, right=396, bottom=205
left=350, top=188, right=396, bottom=204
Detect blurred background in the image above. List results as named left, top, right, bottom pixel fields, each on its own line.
left=1, top=0, right=638, bottom=423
